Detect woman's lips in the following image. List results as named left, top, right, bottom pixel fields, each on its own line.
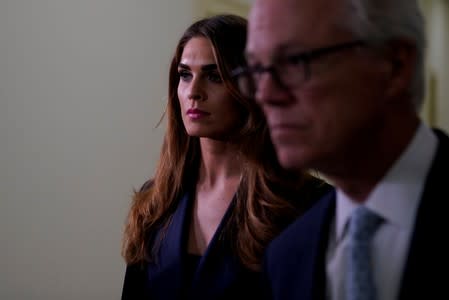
left=186, top=108, right=210, bottom=120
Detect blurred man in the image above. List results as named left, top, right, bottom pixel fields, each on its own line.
left=234, top=0, right=449, bottom=299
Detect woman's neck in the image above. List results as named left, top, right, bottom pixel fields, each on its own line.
left=197, top=138, right=242, bottom=188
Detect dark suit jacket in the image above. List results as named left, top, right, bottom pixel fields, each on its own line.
left=121, top=191, right=263, bottom=300
left=263, top=129, right=449, bottom=300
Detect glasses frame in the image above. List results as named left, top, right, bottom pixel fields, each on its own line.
left=232, top=40, right=365, bottom=96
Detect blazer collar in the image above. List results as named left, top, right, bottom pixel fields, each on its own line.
left=150, top=191, right=239, bottom=299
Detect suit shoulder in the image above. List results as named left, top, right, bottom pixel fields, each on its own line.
left=267, top=189, right=335, bottom=255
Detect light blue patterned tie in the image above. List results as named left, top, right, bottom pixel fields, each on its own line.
left=346, top=206, right=383, bottom=300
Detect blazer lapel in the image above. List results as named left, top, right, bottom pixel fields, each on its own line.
left=147, top=192, right=192, bottom=299
left=189, top=197, right=238, bottom=299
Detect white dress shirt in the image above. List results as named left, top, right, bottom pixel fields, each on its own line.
left=326, top=123, right=438, bottom=300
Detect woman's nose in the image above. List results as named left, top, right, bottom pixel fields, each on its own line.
left=188, top=78, right=206, bottom=101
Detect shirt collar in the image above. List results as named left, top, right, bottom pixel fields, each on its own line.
left=335, top=123, right=437, bottom=241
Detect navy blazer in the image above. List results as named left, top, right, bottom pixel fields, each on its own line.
left=121, top=191, right=263, bottom=300
left=263, top=129, right=449, bottom=300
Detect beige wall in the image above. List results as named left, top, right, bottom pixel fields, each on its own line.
left=0, top=1, right=195, bottom=299
left=420, top=0, right=449, bottom=132
left=195, top=0, right=251, bottom=17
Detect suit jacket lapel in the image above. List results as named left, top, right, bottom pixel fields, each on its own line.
left=398, top=129, right=449, bottom=299
left=274, top=190, right=335, bottom=300
left=310, top=190, right=336, bottom=300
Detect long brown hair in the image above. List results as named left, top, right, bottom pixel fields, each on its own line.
left=122, top=14, right=321, bottom=271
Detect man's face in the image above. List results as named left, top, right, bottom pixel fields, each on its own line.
left=246, top=0, right=393, bottom=174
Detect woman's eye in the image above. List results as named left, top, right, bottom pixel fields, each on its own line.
left=208, top=72, right=223, bottom=83
left=178, top=70, right=192, bottom=81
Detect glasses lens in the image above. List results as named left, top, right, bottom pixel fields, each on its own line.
left=280, top=61, right=306, bottom=88
left=234, top=61, right=307, bottom=98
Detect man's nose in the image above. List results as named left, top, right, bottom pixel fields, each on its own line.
left=255, top=72, right=290, bottom=106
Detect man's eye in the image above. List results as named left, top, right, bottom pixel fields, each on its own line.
left=178, top=70, right=192, bottom=81
left=285, top=54, right=306, bottom=66
left=246, top=64, right=265, bottom=80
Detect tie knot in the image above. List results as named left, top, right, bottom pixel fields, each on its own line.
left=349, top=206, right=383, bottom=242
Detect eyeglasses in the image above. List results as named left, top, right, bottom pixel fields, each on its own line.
left=232, top=40, right=365, bottom=98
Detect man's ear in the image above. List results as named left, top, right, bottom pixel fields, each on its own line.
left=384, top=39, right=417, bottom=99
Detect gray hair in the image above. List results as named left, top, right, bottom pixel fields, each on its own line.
left=341, top=0, right=426, bottom=110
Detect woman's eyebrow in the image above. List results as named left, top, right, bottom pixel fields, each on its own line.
left=178, top=63, right=190, bottom=70
left=178, top=63, right=217, bottom=71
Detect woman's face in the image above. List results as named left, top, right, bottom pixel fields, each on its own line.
left=177, top=37, right=243, bottom=140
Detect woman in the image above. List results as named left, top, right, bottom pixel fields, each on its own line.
left=121, top=14, right=329, bottom=300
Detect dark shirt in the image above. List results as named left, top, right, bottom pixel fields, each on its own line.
left=183, top=253, right=202, bottom=292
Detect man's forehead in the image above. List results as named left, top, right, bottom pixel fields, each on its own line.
left=248, top=0, right=343, bottom=30
left=247, top=0, right=299, bottom=50
left=248, top=0, right=295, bottom=28
left=247, top=0, right=346, bottom=55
